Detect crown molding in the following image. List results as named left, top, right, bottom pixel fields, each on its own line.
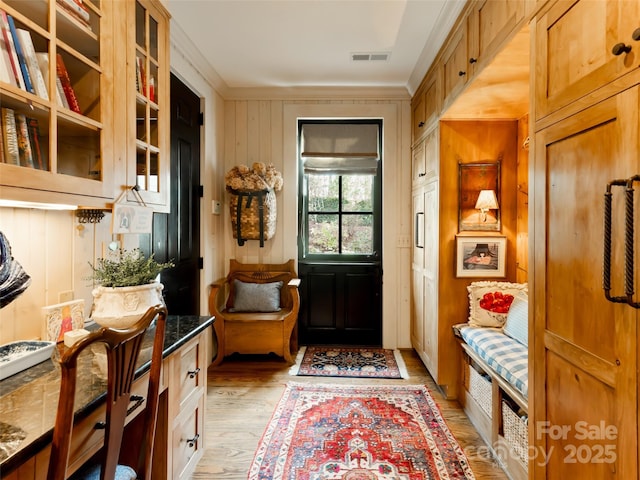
left=407, top=0, right=466, bottom=96
left=222, top=85, right=410, bottom=101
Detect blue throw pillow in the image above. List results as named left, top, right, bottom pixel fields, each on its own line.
left=502, top=293, right=528, bottom=346
left=230, top=279, right=283, bottom=312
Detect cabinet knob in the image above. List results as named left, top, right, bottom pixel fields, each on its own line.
left=633, top=28, right=640, bottom=41
left=611, top=43, right=632, bottom=55
left=458, top=70, right=466, bottom=77
left=418, top=172, right=426, bottom=177
left=418, top=121, right=425, bottom=128
left=186, top=433, right=200, bottom=448
left=469, top=57, right=477, bottom=64
left=187, top=367, right=201, bottom=378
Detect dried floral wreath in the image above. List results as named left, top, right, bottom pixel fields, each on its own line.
left=225, top=162, right=284, bottom=193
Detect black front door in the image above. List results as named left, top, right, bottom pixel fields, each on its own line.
left=151, top=74, right=201, bottom=315
left=297, top=120, right=383, bottom=346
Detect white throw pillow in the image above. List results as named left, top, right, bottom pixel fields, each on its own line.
left=502, top=293, right=528, bottom=346
left=467, top=281, right=528, bottom=327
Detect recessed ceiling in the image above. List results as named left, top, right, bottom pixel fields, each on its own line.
left=166, top=0, right=465, bottom=93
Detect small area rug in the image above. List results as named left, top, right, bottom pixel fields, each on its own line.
left=248, top=382, right=475, bottom=479
left=289, top=346, right=408, bottom=379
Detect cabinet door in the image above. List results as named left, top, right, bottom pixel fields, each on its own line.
left=411, top=90, right=426, bottom=143
left=411, top=189, right=425, bottom=353
left=441, top=23, right=469, bottom=109
left=422, top=181, right=439, bottom=378
left=467, top=0, right=525, bottom=75
left=123, top=0, right=170, bottom=211
left=534, top=0, right=640, bottom=120
left=532, top=87, right=639, bottom=479
left=411, top=140, right=425, bottom=186
left=0, top=0, right=114, bottom=206
left=412, top=68, right=441, bottom=143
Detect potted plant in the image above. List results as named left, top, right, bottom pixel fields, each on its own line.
left=88, top=248, right=174, bottom=328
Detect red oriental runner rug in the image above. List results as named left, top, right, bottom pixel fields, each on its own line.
left=290, top=346, right=409, bottom=379
left=248, top=382, right=476, bottom=480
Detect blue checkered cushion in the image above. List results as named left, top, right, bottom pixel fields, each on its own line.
left=459, top=325, right=528, bottom=399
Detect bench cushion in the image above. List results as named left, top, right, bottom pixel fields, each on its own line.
left=458, top=325, right=528, bottom=399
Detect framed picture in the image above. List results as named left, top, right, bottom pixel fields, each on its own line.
left=456, top=235, right=506, bottom=278
left=42, top=299, right=85, bottom=343
left=458, top=161, right=501, bottom=232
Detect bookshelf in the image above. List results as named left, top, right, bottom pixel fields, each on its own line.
left=0, top=0, right=115, bottom=206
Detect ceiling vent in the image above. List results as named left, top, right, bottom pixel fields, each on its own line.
left=351, top=52, right=390, bottom=62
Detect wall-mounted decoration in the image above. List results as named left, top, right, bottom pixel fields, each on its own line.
left=111, top=187, right=153, bottom=234
left=458, top=161, right=501, bottom=232
left=456, top=235, right=506, bottom=278
left=43, top=299, right=85, bottom=343
left=225, top=163, right=284, bottom=247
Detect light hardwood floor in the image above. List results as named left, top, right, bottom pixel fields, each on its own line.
left=191, top=348, right=509, bottom=479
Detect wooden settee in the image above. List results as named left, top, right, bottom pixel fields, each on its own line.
left=208, top=259, right=301, bottom=365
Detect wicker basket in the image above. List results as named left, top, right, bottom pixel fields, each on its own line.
left=467, top=364, right=492, bottom=418
left=502, top=401, right=528, bottom=465
left=229, top=188, right=276, bottom=246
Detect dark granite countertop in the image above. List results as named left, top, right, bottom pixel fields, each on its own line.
left=0, top=315, right=214, bottom=473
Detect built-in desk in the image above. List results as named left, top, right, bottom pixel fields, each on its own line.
left=0, top=315, right=214, bottom=480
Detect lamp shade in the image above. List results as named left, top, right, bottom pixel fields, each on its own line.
left=474, top=190, right=499, bottom=210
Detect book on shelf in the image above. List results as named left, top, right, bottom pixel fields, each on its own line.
left=16, top=29, right=49, bottom=100
left=36, top=52, right=66, bottom=108
left=56, top=53, right=81, bottom=114
left=0, top=10, right=25, bottom=90
left=1, top=107, right=20, bottom=165
left=56, top=0, right=91, bottom=31
left=26, top=117, right=45, bottom=170
left=0, top=112, right=5, bottom=162
left=58, top=0, right=90, bottom=23
left=0, top=23, right=15, bottom=87
left=136, top=56, right=145, bottom=96
left=14, top=112, right=35, bottom=168
left=6, top=14, right=34, bottom=95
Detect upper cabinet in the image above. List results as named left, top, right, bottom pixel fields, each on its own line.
left=534, top=0, right=640, bottom=121
left=120, top=0, right=170, bottom=211
left=412, top=67, right=441, bottom=144
left=441, top=23, right=470, bottom=110
left=0, top=0, right=170, bottom=211
left=467, top=0, right=526, bottom=76
left=0, top=0, right=115, bottom=206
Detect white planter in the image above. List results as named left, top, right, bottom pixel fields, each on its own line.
left=91, top=282, right=165, bottom=328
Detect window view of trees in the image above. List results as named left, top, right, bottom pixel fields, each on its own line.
left=307, top=174, right=374, bottom=254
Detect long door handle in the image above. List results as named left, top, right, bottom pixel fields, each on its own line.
left=415, top=212, right=424, bottom=248
left=603, top=176, right=640, bottom=308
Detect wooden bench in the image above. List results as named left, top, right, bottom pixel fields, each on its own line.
left=208, top=259, right=300, bottom=365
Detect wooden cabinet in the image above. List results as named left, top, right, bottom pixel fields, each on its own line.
left=0, top=0, right=115, bottom=207
left=167, top=331, right=207, bottom=479
left=0, top=0, right=171, bottom=210
left=411, top=127, right=443, bottom=391
left=532, top=84, right=639, bottom=480
left=411, top=68, right=441, bottom=143
left=466, top=0, right=526, bottom=76
left=114, top=0, right=170, bottom=211
left=534, top=0, right=640, bottom=121
left=411, top=125, right=438, bottom=187
left=531, top=1, right=640, bottom=478
left=441, top=23, right=470, bottom=110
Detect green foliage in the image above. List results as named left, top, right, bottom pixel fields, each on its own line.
left=89, top=248, right=174, bottom=287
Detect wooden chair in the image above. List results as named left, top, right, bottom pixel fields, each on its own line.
left=48, top=304, right=168, bottom=480
left=209, top=259, right=300, bottom=365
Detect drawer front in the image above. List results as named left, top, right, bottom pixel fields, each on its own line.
left=177, top=337, right=204, bottom=409
left=172, top=394, right=205, bottom=480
